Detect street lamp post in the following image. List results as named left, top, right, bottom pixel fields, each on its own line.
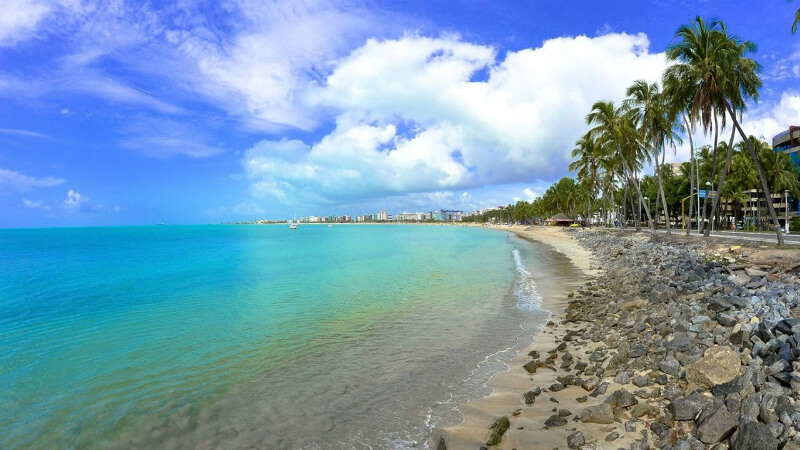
left=786, top=190, right=790, bottom=235
left=705, top=181, right=711, bottom=233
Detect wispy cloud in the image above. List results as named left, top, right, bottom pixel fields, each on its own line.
left=0, top=128, right=48, bottom=138
left=22, top=198, right=50, bottom=210
left=0, top=167, right=66, bottom=191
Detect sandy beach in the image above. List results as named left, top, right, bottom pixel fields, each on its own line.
left=439, top=226, right=646, bottom=449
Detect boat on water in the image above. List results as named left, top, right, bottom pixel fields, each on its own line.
left=290, top=221, right=298, bottom=229
left=156, top=222, right=165, bottom=226
left=328, top=223, right=334, bottom=228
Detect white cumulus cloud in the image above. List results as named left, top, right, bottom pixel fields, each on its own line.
left=244, top=32, right=667, bottom=205
left=64, top=188, right=88, bottom=210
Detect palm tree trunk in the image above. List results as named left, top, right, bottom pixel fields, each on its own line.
left=656, top=147, right=671, bottom=235
left=685, top=116, right=696, bottom=236
left=621, top=186, right=628, bottom=231
left=725, top=102, right=785, bottom=245
left=705, top=125, right=736, bottom=236
left=619, top=151, right=657, bottom=235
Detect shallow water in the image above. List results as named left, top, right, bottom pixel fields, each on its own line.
left=0, top=224, right=578, bottom=448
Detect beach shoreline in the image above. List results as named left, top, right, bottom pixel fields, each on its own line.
left=439, top=227, right=800, bottom=450
left=438, top=225, right=620, bottom=449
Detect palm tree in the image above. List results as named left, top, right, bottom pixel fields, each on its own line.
left=794, top=7, right=800, bottom=34
left=759, top=140, right=800, bottom=197
left=665, top=16, right=784, bottom=244
left=587, top=101, right=657, bottom=235
left=569, top=133, right=599, bottom=227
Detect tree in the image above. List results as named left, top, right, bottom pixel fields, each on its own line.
left=665, top=17, right=784, bottom=243
left=587, top=101, right=657, bottom=235
left=794, top=7, right=800, bottom=34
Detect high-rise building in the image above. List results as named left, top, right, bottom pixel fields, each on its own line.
left=773, top=126, right=800, bottom=168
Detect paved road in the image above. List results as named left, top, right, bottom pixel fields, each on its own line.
left=652, top=229, right=800, bottom=245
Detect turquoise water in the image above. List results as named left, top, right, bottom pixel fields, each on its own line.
left=0, top=224, right=576, bottom=448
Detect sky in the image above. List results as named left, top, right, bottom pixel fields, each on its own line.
left=1, top=0, right=799, bottom=227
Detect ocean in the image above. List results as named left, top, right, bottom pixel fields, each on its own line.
left=0, top=224, right=579, bottom=449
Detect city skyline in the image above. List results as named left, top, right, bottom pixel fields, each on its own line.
left=2, top=1, right=800, bottom=227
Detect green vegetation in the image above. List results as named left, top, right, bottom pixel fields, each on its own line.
left=466, top=17, right=800, bottom=243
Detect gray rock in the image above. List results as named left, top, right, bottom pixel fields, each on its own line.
left=696, top=405, right=738, bottom=444
left=615, top=371, right=631, bottom=384
left=659, top=358, right=681, bottom=376
left=566, top=431, right=585, bottom=449
left=544, top=414, right=567, bottom=427
left=605, top=389, right=639, bottom=408
left=745, top=268, right=768, bottom=277
left=664, top=332, right=692, bottom=351
left=668, top=392, right=713, bottom=421
left=605, top=431, right=619, bottom=441
left=632, top=375, right=649, bottom=387
left=715, top=313, right=737, bottom=327
left=578, top=403, right=615, bottom=424
left=730, top=421, right=778, bottom=450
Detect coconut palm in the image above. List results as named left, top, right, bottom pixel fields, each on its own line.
left=794, top=7, right=800, bottom=34
left=569, top=133, right=600, bottom=227
left=587, top=101, right=657, bottom=235
left=625, top=80, right=675, bottom=233
left=665, top=16, right=784, bottom=243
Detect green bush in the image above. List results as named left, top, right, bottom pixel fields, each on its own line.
left=791, top=217, right=800, bottom=233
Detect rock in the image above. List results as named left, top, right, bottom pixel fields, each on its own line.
left=605, top=431, right=620, bottom=441
left=549, top=383, right=566, bottom=392
left=578, top=403, right=615, bottom=424
left=589, top=381, right=609, bottom=397
left=664, top=332, right=692, bottom=352
left=745, top=267, right=768, bottom=277
left=621, top=298, right=647, bottom=311
left=730, top=421, right=778, bottom=450
left=715, top=313, right=737, bottom=327
left=625, top=420, right=637, bottom=432
left=630, top=403, right=654, bottom=418
left=632, top=375, right=649, bottom=387
left=486, top=416, right=510, bottom=446
left=523, top=391, right=537, bottom=405
left=605, top=389, right=638, bottom=408
left=686, top=346, right=741, bottom=389
left=581, top=377, right=600, bottom=392
left=566, top=431, right=585, bottom=449
left=615, top=371, right=631, bottom=384
left=695, top=405, right=738, bottom=444
left=576, top=396, right=588, bottom=403
left=522, top=361, right=537, bottom=374
left=528, top=350, right=540, bottom=359
left=659, top=358, right=681, bottom=376
left=437, top=436, right=447, bottom=450
left=669, top=392, right=713, bottom=421
left=730, top=274, right=751, bottom=287
left=544, top=414, right=567, bottom=427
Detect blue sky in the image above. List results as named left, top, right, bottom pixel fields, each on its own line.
left=1, top=0, right=799, bottom=227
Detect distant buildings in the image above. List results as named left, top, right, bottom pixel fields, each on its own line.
left=773, top=125, right=800, bottom=169
left=288, top=208, right=463, bottom=224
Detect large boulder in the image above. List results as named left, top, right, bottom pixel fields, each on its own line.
left=686, top=346, right=741, bottom=389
